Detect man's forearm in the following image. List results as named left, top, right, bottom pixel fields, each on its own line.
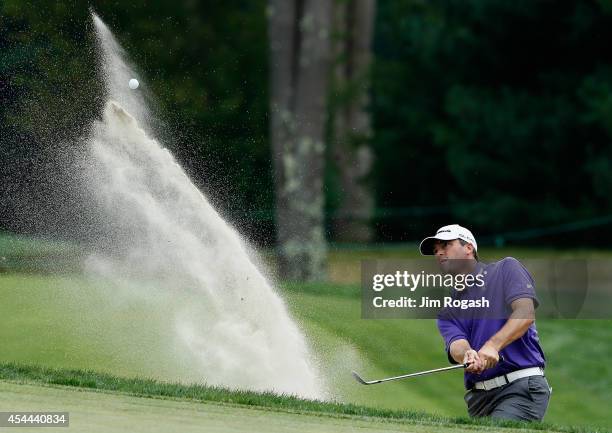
left=485, top=300, right=535, bottom=351
left=449, top=339, right=472, bottom=364
left=486, top=317, right=534, bottom=351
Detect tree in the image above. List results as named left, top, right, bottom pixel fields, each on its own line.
left=330, top=0, right=376, bottom=242
left=371, top=0, right=612, bottom=245
left=267, top=0, right=333, bottom=280
left=0, top=1, right=272, bottom=241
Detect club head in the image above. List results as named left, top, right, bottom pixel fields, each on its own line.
left=351, top=371, right=370, bottom=385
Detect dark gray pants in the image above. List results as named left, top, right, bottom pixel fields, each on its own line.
left=464, top=375, right=551, bottom=421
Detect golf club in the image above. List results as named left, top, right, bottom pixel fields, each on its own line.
left=352, top=362, right=469, bottom=385
left=353, top=354, right=505, bottom=385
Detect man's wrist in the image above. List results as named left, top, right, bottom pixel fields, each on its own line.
left=453, top=342, right=473, bottom=363
left=484, top=338, right=502, bottom=352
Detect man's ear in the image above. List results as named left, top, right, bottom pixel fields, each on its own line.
left=465, top=243, right=474, bottom=257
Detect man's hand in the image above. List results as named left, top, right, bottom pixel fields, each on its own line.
left=476, top=342, right=500, bottom=373
left=463, top=349, right=485, bottom=373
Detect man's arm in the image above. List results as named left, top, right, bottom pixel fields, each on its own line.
left=476, top=298, right=535, bottom=373
left=449, top=339, right=485, bottom=373
left=437, top=310, right=488, bottom=373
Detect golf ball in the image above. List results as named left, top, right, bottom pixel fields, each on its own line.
left=128, top=78, right=139, bottom=90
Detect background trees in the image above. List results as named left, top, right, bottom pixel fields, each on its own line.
left=330, top=0, right=377, bottom=244
left=267, top=0, right=332, bottom=281
left=372, top=0, right=612, bottom=244
left=3, top=0, right=612, bottom=260
left=267, top=0, right=377, bottom=280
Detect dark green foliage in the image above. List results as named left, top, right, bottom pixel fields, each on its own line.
left=0, top=0, right=271, bottom=243
left=373, top=0, right=612, bottom=244
left=3, top=1, right=612, bottom=245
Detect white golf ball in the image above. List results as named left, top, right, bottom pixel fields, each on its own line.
left=128, top=78, right=139, bottom=90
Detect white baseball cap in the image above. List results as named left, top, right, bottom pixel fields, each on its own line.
left=419, top=224, right=478, bottom=255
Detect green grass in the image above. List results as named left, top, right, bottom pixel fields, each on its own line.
left=0, top=381, right=576, bottom=433
left=325, top=245, right=612, bottom=282
left=282, top=283, right=612, bottom=429
left=328, top=243, right=612, bottom=259
left=0, top=231, right=81, bottom=273
left=0, top=273, right=207, bottom=383
left=0, top=231, right=611, bottom=430
left=0, top=273, right=610, bottom=430
left=0, top=231, right=77, bottom=257
left=0, top=363, right=606, bottom=433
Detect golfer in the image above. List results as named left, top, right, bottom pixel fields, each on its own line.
left=419, top=224, right=551, bottom=421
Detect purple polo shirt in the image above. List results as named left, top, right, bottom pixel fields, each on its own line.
left=437, top=257, right=546, bottom=390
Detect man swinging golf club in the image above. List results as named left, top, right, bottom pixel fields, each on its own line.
left=419, top=224, right=551, bottom=421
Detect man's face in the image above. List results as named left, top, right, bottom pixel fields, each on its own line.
left=432, top=239, right=474, bottom=273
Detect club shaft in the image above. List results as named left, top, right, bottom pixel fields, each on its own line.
left=371, top=363, right=466, bottom=384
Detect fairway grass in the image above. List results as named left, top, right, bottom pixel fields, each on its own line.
left=0, top=273, right=610, bottom=430
left=0, top=242, right=611, bottom=432
left=281, top=283, right=612, bottom=429
left=0, top=364, right=605, bottom=433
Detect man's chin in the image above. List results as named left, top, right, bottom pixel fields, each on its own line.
left=438, top=261, right=453, bottom=274
left=439, top=260, right=464, bottom=275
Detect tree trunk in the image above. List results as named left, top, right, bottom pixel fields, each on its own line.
left=331, top=0, right=376, bottom=243
left=267, top=0, right=332, bottom=281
